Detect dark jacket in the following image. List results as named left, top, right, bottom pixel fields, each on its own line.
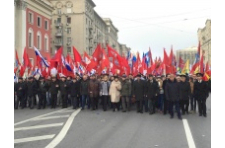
left=15, top=82, right=25, bottom=97
left=145, top=80, right=159, bottom=99
left=49, top=81, right=59, bottom=95
left=27, top=81, right=38, bottom=97
left=66, top=80, right=72, bottom=94
left=179, top=81, right=191, bottom=100
left=80, top=79, right=89, bottom=95
left=132, top=79, right=145, bottom=101
left=59, top=81, right=69, bottom=95
left=88, top=79, right=100, bottom=98
left=121, top=80, right=131, bottom=96
left=165, top=79, right=180, bottom=101
left=38, top=81, right=48, bottom=94
left=70, top=81, right=80, bottom=97
left=46, top=80, right=51, bottom=91
left=194, top=80, right=208, bottom=100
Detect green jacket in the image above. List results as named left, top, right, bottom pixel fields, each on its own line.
left=120, top=80, right=131, bottom=96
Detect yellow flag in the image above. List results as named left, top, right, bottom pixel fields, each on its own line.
left=182, top=60, right=190, bottom=74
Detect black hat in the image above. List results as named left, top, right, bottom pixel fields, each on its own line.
left=28, top=76, right=33, bottom=79
left=180, top=74, right=186, bottom=78
left=114, top=76, right=119, bottom=79
left=51, top=76, right=56, bottom=79
left=136, top=74, right=141, bottom=77
left=18, top=77, right=23, bottom=80
left=148, top=74, right=153, bottom=77
left=196, top=73, right=203, bottom=77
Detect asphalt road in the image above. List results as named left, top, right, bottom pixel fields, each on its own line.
left=14, top=94, right=211, bottom=148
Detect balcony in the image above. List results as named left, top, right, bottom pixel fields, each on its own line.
left=89, top=26, right=93, bottom=30
left=55, top=23, right=62, bottom=27
left=55, top=32, right=62, bottom=37
left=89, top=34, right=93, bottom=39
left=54, top=42, right=63, bottom=47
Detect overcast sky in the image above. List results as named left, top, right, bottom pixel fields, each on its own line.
left=93, top=0, right=211, bottom=58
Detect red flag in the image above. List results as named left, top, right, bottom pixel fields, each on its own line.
left=92, top=44, right=103, bottom=63
left=205, top=61, right=210, bottom=72
left=23, top=48, right=31, bottom=68
left=149, top=48, right=153, bottom=67
left=163, top=48, right=170, bottom=66
left=83, top=52, right=97, bottom=71
left=52, top=46, right=63, bottom=65
left=200, top=55, right=204, bottom=73
left=73, top=46, right=82, bottom=64
left=15, top=50, right=21, bottom=66
left=19, top=66, right=26, bottom=77
left=190, top=62, right=199, bottom=74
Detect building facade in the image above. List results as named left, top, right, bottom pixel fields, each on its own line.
left=176, top=46, right=197, bottom=65
left=197, top=19, right=211, bottom=65
left=49, top=0, right=112, bottom=56
left=119, top=44, right=131, bottom=57
left=15, top=0, right=54, bottom=66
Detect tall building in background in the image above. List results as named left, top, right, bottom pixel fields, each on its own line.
left=198, top=19, right=211, bottom=65
left=49, top=0, right=122, bottom=56
left=176, top=46, right=197, bottom=65
left=15, top=0, right=54, bottom=66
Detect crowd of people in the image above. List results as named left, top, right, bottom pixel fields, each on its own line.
left=14, top=72, right=211, bottom=119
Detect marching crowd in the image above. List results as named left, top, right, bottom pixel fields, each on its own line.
left=14, top=72, right=211, bottom=119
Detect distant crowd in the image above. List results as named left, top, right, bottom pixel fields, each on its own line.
left=14, top=72, right=211, bottom=119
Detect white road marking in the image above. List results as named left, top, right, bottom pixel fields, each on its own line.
left=14, top=135, right=55, bottom=144
left=14, top=123, right=64, bottom=131
left=182, top=119, right=196, bottom=148
left=31, top=115, right=70, bottom=121
left=57, top=110, right=75, bottom=113
left=14, top=109, right=69, bottom=126
left=45, top=108, right=81, bottom=148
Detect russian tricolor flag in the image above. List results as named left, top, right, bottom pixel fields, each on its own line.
left=34, top=46, right=49, bottom=67
left=61, top=56, right=73, bottom=72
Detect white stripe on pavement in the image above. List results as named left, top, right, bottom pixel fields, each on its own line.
left=14, top=123, right=64, bottom=132
left=14, top=109, right=69, bottom=126
left=14, top=135, right=55, bottom=144
left=182, top=119, right=196, bottom=148
left=45, top=108, right=81, bottom=148
left=31, top=115, right=70, bottom=121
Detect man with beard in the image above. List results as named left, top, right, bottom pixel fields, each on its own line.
left=88, top=75, right=100, bottom=110
left=145, top=74, right=159, bottom=114
left=165, top=74, right=182, bottom=120
left=133, top=74, right=145, bottom=113
left=121, top=74, right=131, bottom=112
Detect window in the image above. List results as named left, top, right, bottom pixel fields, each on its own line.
left=57, top=18, right=61, bottom=23
left=57, top=9, right=61, bottom=15
left=37, top=17, right=41, bottom=27
left=44, top=35, right=49, bottom=51
left=28, top=13, right=33, bottom=23
left=67, top=17, right=71, bottom=24
left=67, top=28, right=71, bottom=34
left=37, top=32, right=42, bottom=49
left=67, top=8, right=72, bottom=13
left=28, top=28, right=33, bottom=48
left=45, top=21, right=48, bottom=30
left=67, top=47, right=71, bottom=53
left=67, top=37, right=71, bottom=44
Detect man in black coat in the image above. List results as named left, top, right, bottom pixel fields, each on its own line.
left=165, top=74, right=182, bottom=119
left=38, top=77, right=48, bottom=109
left=70, top=77, right=80, bottom=109
left=76, top=74, right=82, bottom=107
left=145, top=74, right=159, bottom=114
left=67, top=76, right=72, bottom=106
left=27, top=77, right=38, bottom=109
left=15, top=77, right=25, bottom=109
left=133, top=74, right=145, bottom=113
left=163, top=74, right=170, bottom=115
left=194, top=73, right=208, bottom=117
left=179, top=74, right=191, bottom=115
left=49, top=76, right=59, bottom=108
left=60, top=76, right=69, bottom=108
left=80, top=75, right=90, bottom=110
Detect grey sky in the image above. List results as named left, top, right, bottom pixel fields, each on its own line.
left=93, top=0, right=210, bottom=58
